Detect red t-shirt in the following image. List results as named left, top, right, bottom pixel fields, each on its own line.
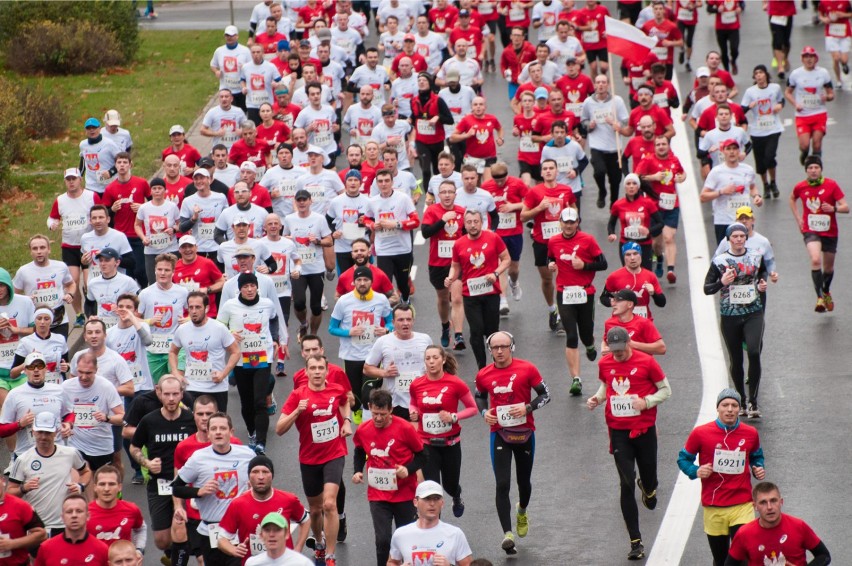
left=87, top=500, right=145, bottom=547
left=610, top=196, right=659, bottom=244
left=534, top=109, right=579, bottom=140
left=297, top=4, right=326, bottom=29
left=623, top=137, right=657, bottom=172
left=546, top=231, right=603, bottom=294
left=336, top=264, right=394, bottom=296
left=282, top=383, right=349, bottom=465
left=229, top=140, right=272, bottom=171
left=422, top=203, right=467, bottom=267
left=603, top=267, right=663, bottom=320
left=481, top=176, right=528, bottom=237
left=523, top=183, right=578, bottom=244
left=34, top=533, right=109, bottom=566
left=820, top=1, right=851, bottom=37
left=697, top=102, right=748, bottom=132
left=634, top=153, right=684, bottom=209
left=429, top=5, right=459, bottom=35
left=641, top=18, right=682, bottom=65
left=293, top=362, right=352, bottom=392
left=683, top=419, right=762, bottom=507
left=451, top=231, right=507, bottom=296
left=675, top=0, right=700, bottom=25
left=504, top=1, right=532, bottom=28
left=102, top=176, right=151, bottom=239
left=624, top=51, right=661, bottom=95
left=556, top=73, right=595, bottom=117
left=352, top=416, right=423, bottom=502
left=391, top=52, right=428, bottom=75
left=474, top=358, right=543, bottom=432
left=597, top=349, right=665, bottom=431
left=0, top=494, right=40, bottom=565
left=455, top=113, right=501, bottom=159
left=792, top=177, right=845, bottom=237
left=173, top=257, right=224, bottom=317
left=709, top=0, right=741, bottom=30
left=474, top=0, right=499, bottom=21
left=577, top=4, right=610, bottom=50
left=692, top=68, right=735, bottom=91
left=409, top=373, right=472, bottom=439
left=165, top=176, right=192, bottom=208
left=227, top=183, right=273, bottom=209
left=604, top=314, right=663, bottom=347
left=513, top=113, right=541, bottom=165
left=162, top=144, right=203, bottom=168
left=272, top=102, right=302, bottom=131
left=629, top=105, right=673, bottom=137
left=728, top=514, right=821, bottom=566
left=256, top=32, right=288, bottom=56
left=767, top=0, right=798, bottom=16
left=257, top=120, right=291, bottom=149
left=218, top=489, right=307, bottom=560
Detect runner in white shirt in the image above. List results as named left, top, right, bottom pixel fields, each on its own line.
left=219, top=231, right=274, bottom=282
left=13, top=234, right=75, bottom=335
left=700, top=139, right=763, bottom=244
left=293, top=83, right=340, bottom=159
left=10, top=309, right=67, bottom=387
left=388, top=480, right=474, bottom=566
left=0, top=269, right=36, bottom=396
left=389, top=57, right=419, bottom=118
left=414, top=14, right=448, bottom=73
left=379, top=15, right=407, bottom=66
left=539, top=121, right=588, bottom=196
left=698, top=104, right=750, bottom=175
left=547, top=20, right=586, bottom=69
left=79, top=205, right=134, bottom=286
left=201, top=90, right=248, bottom=150
left=241, top=44, right=283, bottom=124
left=170, top=291, right=240, bottom=410
left=213, top=143, right=242, bottom=187
left=216, top=183, right=270, bottom=241
left=134, top=178, right=180, bottom=284
left=79, top=117, right=121, bottom=195
left=138, top=254, right=189, bottom=383
left=369, top=105, right=416, bottom=171
left=740, top=65, right=785, bottom=199
left=83, top=248, right=139, bottom=329
left=106, top=293, right=154, bottom=394
left=784, top=45, right=835, bottom=165
left=101, top=109, right=133, bottom=152
left=378, top=0, right=416, bottom=32
left=260, top=213, right=303, bottom=326
left=69, top=319, right=134, bottom=397
left=532, top=0, right=562, bottom=41
left=332, top=14, right=364, bottom=68
left=347, top=48, right=392, bottom=108
left=260, top=144, right=308, bottom=219
left=291, top=65, right=337, bottom=110
left=453, top=164, right=498, bottom=230
left=179, top=169, right=230, bottom=257
left=210, top=26, right=252, bottom=103
left=426, top=153, right=464, bottom=204
left=294, top=150, right=346, bottom=216
left=342, top=85, right=384, bottom=148
left=436, top=41, right=484, bottom=88
left=327, top=170, right=372, bottom=271
left=369, top=150, right=419, bottom=200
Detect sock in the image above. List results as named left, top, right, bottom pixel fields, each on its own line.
left=667, top=266, right=674, bottom=272
left=455, top=332, right=463, bottom=338
left=548, top=304, right=557, bottom=313
left=518, top=505, right=527, bottom=515
left=170, top=542, right=190, bottom=566
left=811, top=269, right=824, bottom=297
left=441, top=321, right=450, bottom=330
left=824, top=271, right=834, bottom=292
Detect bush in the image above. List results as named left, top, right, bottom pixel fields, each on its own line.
left=6, top=20, right=124, bottom=75
left=18, top=84, right=68, bottom=138
left=0, top=79, right=27, bottom=195
left=0, top=0, right=139, bottom=63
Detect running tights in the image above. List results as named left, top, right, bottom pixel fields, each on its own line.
left=610, top=427, right=658, bottom=541
left=720, top=311, right=764, bottom=405
left=490, top=431, right=535, bottom=534
left=422, top=442, right=463, bottom=498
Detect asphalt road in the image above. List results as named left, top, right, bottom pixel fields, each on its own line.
left=108, top=2, right=852, bottom=564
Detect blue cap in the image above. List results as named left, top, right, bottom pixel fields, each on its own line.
left=534, top=87, right=549, bottom=99
left=345, top=169, right=362, bottom=181
left=84, top=117, right=101, bottom=128
left=277, top=39, right=290, bottom=51
left=621, top=242, right=642, bottom=255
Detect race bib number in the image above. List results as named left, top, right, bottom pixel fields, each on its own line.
left=658, top=192, right=677, bottom=210
left=808, top=214, right=831, bottom=232
left=157, top=478, right=173, bottom=496
left=31, top=286, right=60, bottom=306
left=729, top=284, right=756, bottom=305
left=755, top=115, right=776, bottom=130
left=769, top=15, right=788, bottom=26
left=634, top=306, right=649, bottom=318
left=582, top=30, right=599, bottom=44
left=198, top=221, right=215, bottom=241
left=496, top=403, right=526, bottom=428
left=314, top=131, right=332, bottom=147
left=653, top=92, right=669, bottom=108
left=249, top=534, right=266, bottom=556
left=422, top=412, right=452, bottom=435
left=652, top=46, right=668, bottom=61
left=561, top=286, right=586, bottom=305
left=88, top=263, right=101, bottom=280
left=631, top=76, right=647, bottom=90
left=395, top=373, right=416, bottom=394
left=555, top=157, right=574, bottom=173
left=342, top=222, right=366, bottom=241
left=498, top=212, right=516, bottom=230
left=208, top=523, right=222, bottom=549
left=73, top=403, right=97, bottom=428
left=367, top=467, right=398, bottom=491
left=478, top=1, right=494, bottom=15
left=541, top=221, right=561, bottom=240
left=353, top=325, right=375, bottom=346
left=311, top=417, right=339, bottom=443
left=677, top=8, right=694, bottom=21
left=185, top=359, right=213, bottom=381
left=466, top=276, right=494, bottom=296
left=592, top=109, right=611, bottom=125
left=566, top=102, right=583, bottom=117
left=519, top=135, right=538, bottom=153
left=149, top=231, right=171, bottom=249
left=298, top=245, right=319, bottom=265
left=62, top=213, right=88, bottom=233
left=278, top=178, right=297, bottom=198
left=727, top=193, right=750, bottom=212
left=0, top=342, right=17, bottom=366
left=438, top=239, right=454, bottom=258
left=829, top=22, right=848, bottom=37
left=179, top=280, right=200, bottom=293
left=240, top=331, right=266, bottom=354
left=801, top=93, right=821, bottom=109
left=149, top=333, right=173, bottom=354
left=463, top=156, right=486, bottom=174
left=624, top=225, right=643, bottom=240
left=272, top=275, right=291, bottom=294
left=610, top=395, right=640, bottom=417
left=509, top=7, right=525, bottom=21
left=129, top=363, right=146, bottom=389
left=713, top=448, right=746, bottom=474
left=720, top=10, right=737, bottom=25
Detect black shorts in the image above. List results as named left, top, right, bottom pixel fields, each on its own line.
left=428, top=265, right=451, bottom=291
left=769, top=19, right=793, bottom=51
left=61, top=246, right=82, bottom=268
left=502, top=234, right=524, bottom=262
left=586, top=48, right=608, bottom=63
left=532, top=240, right=549, bottom=267
left=186, top=518, right=204, bottom=557
left=519, top=161, right=541, bottom=180
left=82, top=452, right=114, bottom=473
left=618, top=1, right=642, bottom=23
left=146, top=484, right=175, bottom=531
left=803, top=232, right=838, bottom=254
left=661, top=208, right=680, bottom=229
left=300, top=456, right=345, bottom=498
left=485, top=20, right=497, bottom=34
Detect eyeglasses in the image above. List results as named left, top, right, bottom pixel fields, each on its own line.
left=489, top=344, right=511, bottom=351
left=382, top=112, right=395, bottom=117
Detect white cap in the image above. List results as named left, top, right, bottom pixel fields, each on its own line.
left=306, top=145, right=324, bottom=155
left=696, top=66, right=711, bottom=78
left=32, top=412, right=58, bottom=433
left=239, top=161, right=258, bottom=173
left=224, top=25, right=239, bottom=36
left=560, top=207, right=579, bottom=222
left=232, top=214, right=251, bottom=226
left=169, top=124, right=185, bottom=135
left=178, top=235, right=197, bottom=246
left=64, top=167, right=81, bottom=179
left=103, top=109, right=121, bottom=126
left=192, top=168, right=210, bottom=178
left=24, top=352, right=46, bottom=367
left=415, top=480, right=444, bottom=499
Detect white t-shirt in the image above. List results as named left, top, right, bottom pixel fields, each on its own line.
left=138, top=283, right=188, bottom=355
left=330, top=292, right=393, bottom=361
left=245, top=548, right=314, bottom=566
left=50, top=191, right=98, bottom=247
left=379, top=30, right=406, bottom=62
left=260, top=165, right=307, bottom=219
left=172, top=318, right=237, bottom=393
left=453, top=188, right=497, bottom=230
left=61, top=376, right=123, bottom=456
left=532, top=0, right=563, bottom=41
left=202, top=105, right=248, bottom=149
left=10, top=445, right=86, bottom=529
left=414, top=31, right=447, bottom=73
left=0, top=381, right=68, bottom=456
left=699, top=126, right=750, bottom=168
left=348, top=64, right=391, bottom=106
left=106, top=323, right=155, bottom=392
left=437, top=58, right=482, bottom=88
left=342, top=103, right=384, bottom=146
left=241, top=60, right=282, bottom=109
left=365, top=331, right=432, bottom=408
left=79, top=228, right=133, bottom=283
left=326, top=193, right=372, bottom=253
left=740, top=83, right=785, bottom=136
left=293, top=105, right=339, bottom=155
left=331, top=27, right=363, bottom=66
left=390, top=74, right=418, bottom=118
left=214, top=164, right=242, bottom=188
left=69, top=348, right=134, bottom=392
left=12, top=260, right=73, bottom=324
left=704, top=162, right=757, bottom=225
left=427, top=171, right=463, bottom=198
left=79, top=137, right=121, bottom=194
left=0, top=295, right=36, bottom=372
left=217, top=297, right=277, bottom=365
left=180, top=192, right=230, bottom=253
left=281, top=212, right=332, bottom=275
left=102, top=127, right=133, bottom=152
left=439, top=85, right=477, bottom=139
left=371, top=121, right=414, bottom=170
left=546, top=34, right=584, bottom=70
left=210, top=44, right=252, bottom=93
left=220, top=273, right=285, bottom=337
left=294, top=170, right=345, bottom=216
left=389, top=521, right=473, bottom=566
left=13, top=332, right=67, bottom=385
left=518, top=59, right=562, bottom=84
left=787, top=66, right=833, bottom=116
left=541, top=141, right=587, bottom=192
left=136, top=200, right=180, bottom=254
left=85, top=273, right=140, bottom=328
left=217, top=203, right=270, bottom=241
left=260, top=237, right=301, bottom=297
left=368, top=191, right=417, bottom=255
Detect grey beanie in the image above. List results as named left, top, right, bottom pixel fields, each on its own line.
left=717, top=388, right=742, bottom=407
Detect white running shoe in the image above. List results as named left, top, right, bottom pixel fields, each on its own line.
left=510, top=280, right=523, bottom=301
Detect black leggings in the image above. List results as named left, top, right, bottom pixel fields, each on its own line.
left=336, top=252, right=356, bottom=274
left=591, top=149, right=622, bottom=205
left=490, top=431, right=535, bottom=534
left=678, top=22, right=696, bottom=49
left=188, top=390, right=228, bottom=413
left=720, top=311, right=765, bottom=405
left=619, top=242, right=654, bottom=271
left=344, top=359, right=366, bottom=411
left=557, top=294, right=596, bottom=349
left=370, top=500, right=417, bottom=566
left=377, top=253, right=413, bottom=302
left=708, top=525, right=743, bottom=566
left=292, top=273, right=324, bottom=316
left=610, top=426, right=658, bottom=541
left=234, top=365, right=271, bottom=445
left=715, top=29, right=740, bottom=70
left=422, top=442, right=463, bottom=498
left=462, top=294, right=501, bottom=369
left=416, top=140, right=445, bottom=189
left=750, top=133, right=780, bottom=176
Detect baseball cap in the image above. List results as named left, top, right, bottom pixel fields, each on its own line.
left=198, top=157, right=215, bottom=168
left=96, top=248, right=120, bottom=260
left=232, top=214, right=251, bottom=226
left=294, top=189, right=312, bottom=201
left=240, top=161, right=258, bottom=173
left=458, top=9, right=471, bottom=16
left=299, top=39, right=311, bottom=47
left=169, top=124, right=185, bottom=135
left=234, top=244, right=256, bottom=257
left=316, top=28, right=332, bottom=41
left=736, top=206, right=754, bottom=219
left=613, top=289, right=638, bottom=304
left=193, top=168, right=210, bottom=178
left=84, top=117, right=101, bottom=128
left=695, top=66, right=711, bottom=78
left=32, top=412, right=58, bottom=433
left=104, top=109, right=121, bottom=126
left=534, top=87, right=549, bottom=100
left=224, top=25, right=239, bottom=36
left=416, top=480, right=444, bottom=498
left=404, top=33, right=415, bottom=41
left=720, top=138, right=740, bottom=149
left=565, top=56, right=578, bottom=65
left=606, top=326, right=630, bottom=352
left=260, top=512, right=289, bottom=530
left=24, top=352, right=46, bottom=367
left=445, top=69, right=461, bottom=82
left=306, top=145, right=324, bottom=155
left=178, top=235, right=197, bottom=247
left=801, top=45, right=818, bottom=57
left=717, top=387, right=742, bottom=407
left=64, top=168, right=81, bottom=179
left=560, top=207, right=579, bottom=222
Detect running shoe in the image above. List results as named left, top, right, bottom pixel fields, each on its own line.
left=731, top=62, right=738, bottom=75
left=254, top=443, right=266, bottom=455
left=778, top=70, right=786, bottom=80
left=555, top=316, right=565, bottom=335
left=132, top=471, right=144, bottom=485
left=440, top=325, right=450, bottom=348
left=325, top=269, right=335, bottom=281
left=248, top=433, right=257, bottom=451
left=298, top=324, right=308, bottom=343
left=160, top=555, right=172, bottom=566
left=510, top=279, right=523, bottom=301
left=685, top=61, right=692, bottom=73
left=739, top=407, right=747, bottom=418
left=586, top=346, right=597, bottom=361
left=569, top=377, right=582, bottom=396
left=771, top=56, right=778, bottom=68
left=75, top=313, right=86, bottom=328
left=548, top=310, right=559, bottom=331
left=747, top=402, right=762, bottom=419
left=452, top=493, right=465, bottom=517
left=516, top=504, right=528, bottom=537
left=324, top=557, right=336, bottom=566
left=679, top=51, right=685, bottom=65
left=596, top=197, right=606, bottom=209
left=654, top=263, right=664, bottom=278
left=824, top=291, right=834, bottom=312
left=637, top=479, right=657, bottom=510
left=844, top=62, right=850, bottom=74
left=501, top=532, right=517, bottom=555
left=314, top=545, right=326, bottom=565
left=321, top=294, right=329, bottom=310
left=453, top=333, right=466, bottom=351
left=815, top=297, right=827, bottom=313
left=353, top=409, right=363, bottom=425
left=770, top=181, right=780, bottom=198
left=276, top=362, right=286, bottom=377
left=667, top=270, right=677, bottom=284
left=267, top=394, right=277, bottom=415
left=337, top=515, right=347, bottom=542
left=628, top=539, right=645, bottom=560
left=500, top=297, right=510, bottom=316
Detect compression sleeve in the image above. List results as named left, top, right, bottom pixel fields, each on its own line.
left=328, top=317, right=349, bottom=338
left=644, top=377, right=671, bottom=409
left=405, top=449, right=427, bottom=476
left=170, top=475, right=201, bottom=499
left=528, top=380, right=551, bottom=411
left=353, top=445, right=367, bottom=474
left=583, top=253, right=608, bottom=272
left=677, top=448, right=700, bottom=479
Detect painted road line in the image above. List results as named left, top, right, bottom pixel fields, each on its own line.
left=646, top=74, right=730, bottom=566
left=414, top=230, right=426, bottom=245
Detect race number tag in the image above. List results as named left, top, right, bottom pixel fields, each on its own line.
left=807, top=214, right=831, bottom=232
left=437, top=240, right=454, bottom=258
left=395, top=373, right=416, bottom=394
left=157, top=478, right=173, bottom=496
left=463, top=156, right=486, bottom=174
left=422, top=413, right=452, bottom=435
left=73, top=403, right=97, bottom=428
left=149, top=232, right=171, bottom=249
left=555, top=157, right=574, bottom=173
left=185, top=359, right=213, bottom=381
left=149, top=335, right=173, bottom=355
left=561, top=286, right=586, bottom=305
left=713, top=448, right=746, bottom=474
left=727, top=193, right=750, bottom=212
left=801, top=93, right=821, bottom=109
left=829, top=22, right=848, bottom=37
left=755, top=115, right=776, bottom=130
left=728, top=285, right=756, bottom=305
left=653, top=92, right=669, bottom=108
left=497, top=213, right=516, bottom=230
left=0, top=342, right=16, bottom=366
left=129, top=363, right=146, bottom=389
left=582, top=30, right=599, bottom=44
left=208, top=523, right=222, bottom=549
left=720, top=10, right=737, bottom=25
left=352, top=325, right=375, bottom=346
left=466, top=276, right=494, bottom=296
left=367, top=467, right=398, bottom=491
left=634, top=306, right=649, bottom=318
left=496, top=403, right=526, bottom=428
left=63, top=213, right=88, bottom=233
left=677, top=8, right=694, bottom=21
left=610, top=395, right=640, bottom=417
left=623, top=226, right=643, bottom=240
left=417, top=120, right=436, bottom=136
left=478, top=1, right=494, bottom=15
left=240, top=331, right=266, bottom=354
left=31, top=286, right=60, bottom=306
left=509, top=7, right=525, bottom=21
left=314, top=131, right=332, bottom=147
left=272, top=275, right=291, bottom=294
left=342, top=223, right=366, bottom=241
left=541, top=221, right=560, bottom=240
left=278, top=178, right=297, bottom=199
left=769, top=15, right=788, bottom=25
left=658, top=192, right=677, bottom=210
left=198, top=221, right=215, bottom=241
left=298, top=246, right=318, bottom=265
left=653, top=46, right=668, bottom=61
left=519, top=136, right=538, bottom=153
left=311, top=417, right=339, bottom=443
left=249, top=534, right=266, bottom=555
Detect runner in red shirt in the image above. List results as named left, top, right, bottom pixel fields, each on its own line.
left=512, top=91, right=542, bottom=184
left=162, top=124, right=202, bottom=176
left=601, top=243, right=665, bottom=321
left=546, top=207, right=607, bottom=396
left=449, top=11, right=487, bottom=63
left=677, top=388, right=765, bottom=566
left=173, top=235, right=225, bottom=317
left=276, top=355, right=351, bottom=565
left=162, top=155, right=192, bottom=207
left=587, top=326, right=671, bottom=561
left=34, top=494, right=109, bottom=566
left=521, top=159, right=578, bottom=331
left=644, top=63, right=680, bottom=118
left=602, top=289, right=666, bottom=355
left=626, top=86, right=675, bottom=139
left=474, top=331, right=551, bottom=556
left=449, top=96, right=504, bottom=183
left=102, top=153, right=151, bottom=241
left=255, top=17, right=288, bottom=58
left=555, top=57, right=595, bottom=119
left=676, top=0, right=701, bottom=72
left=727, top=482, right=831, bottom=566
left=500, top=27, right=537, bottom=99
left=607, top=174, right=663, bottom=270
left=292, top=334, right=354, bottom=405
left=641, top=2, right=684, bottom=79
left=0, top=476, right=46, bottom=566
left=622, top=116, right=658, bottom=173
left=622, top=50, right=660, bottom=105
left=575, top=0, right=611, bottom=76
left=511, top=61, right=551, bottom=114
left=296, top=0, right=327, bottom=35
left=482, top=162, right=528, bottom=307
left=335, top=238, right=396, bottom=301
left=229, top=123, right=272, bottom=172
left=707, top=0, right=742, bottom=74
left=429, top=0, right=459, bottom=36
left=87, top=465, right=145, bottom=549
left=256, top=103, right=291, bottom=150
left=352, top=388, right=426, bottom=566
left=696, top=84, right=748, bottom=136
left=533, top=89, right=580, bottom=145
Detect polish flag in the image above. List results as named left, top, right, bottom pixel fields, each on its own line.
left=604, top=17, right=657, bottom=61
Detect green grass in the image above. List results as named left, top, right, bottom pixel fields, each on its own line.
left=0, top=28, right=222, bottom=271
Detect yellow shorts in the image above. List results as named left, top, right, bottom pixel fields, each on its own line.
left=703, top=502, right=755, bottom=536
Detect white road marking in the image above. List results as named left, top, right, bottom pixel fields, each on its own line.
left=410, top=265, right=417, bottom=281
left=646, top=74, right=730, bottom=565
left=783, top=117, right=836, bottom=127
left=414, top=230, right=426, bottom=245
